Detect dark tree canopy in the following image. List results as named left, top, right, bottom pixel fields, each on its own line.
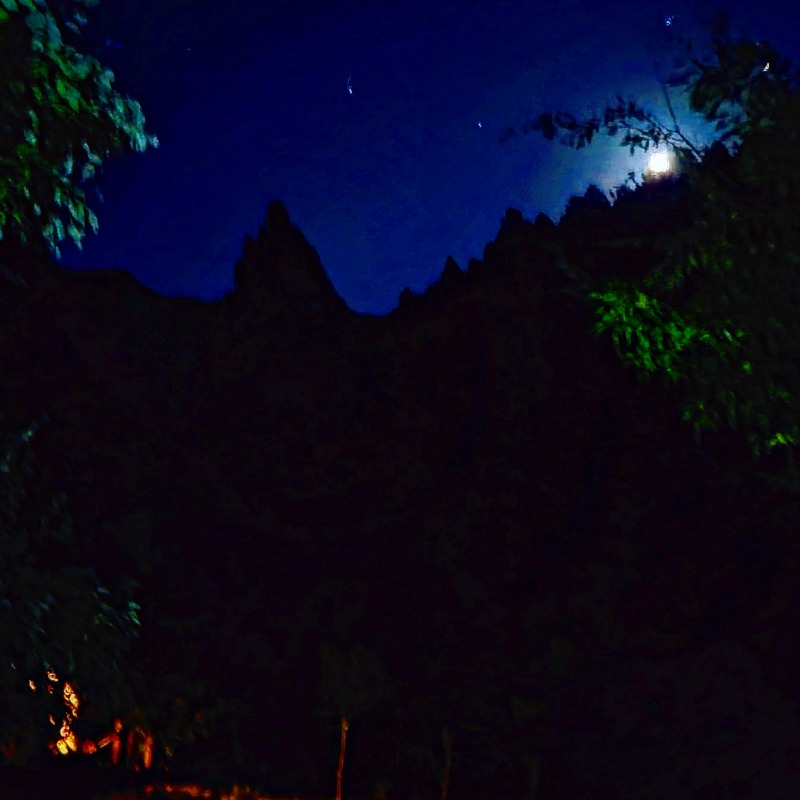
left=0, top=417, right=140, bottom=764
left=0, top=0, right=153, bottom=763
left=0, top=0, right=158, bottom=259
left=506, top=11, right=800, bottom=489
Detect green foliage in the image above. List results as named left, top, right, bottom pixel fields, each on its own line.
left=588, top=281, right=736, bottom=378
left=0, top=0, right=157, bottom=258
left=510, top=11, right=800, bottom=486
left=0, top=415, right=140, bottom=763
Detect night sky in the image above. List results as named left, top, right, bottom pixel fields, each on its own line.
left=57, top=0, right=800, bottom=314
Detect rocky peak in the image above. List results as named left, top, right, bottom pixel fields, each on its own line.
left=230, top=200, right=350, bottom=322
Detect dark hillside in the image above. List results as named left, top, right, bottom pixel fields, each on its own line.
left=0, top=174, right=797, bottom=799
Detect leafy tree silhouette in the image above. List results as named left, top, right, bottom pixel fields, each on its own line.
left=504, top=7, right=800, bottom=490
left=0, top=1, right=154, bottom=757
left=0, top=0, right=157, bottom=265
left=0, top=416, right=140, bottom=764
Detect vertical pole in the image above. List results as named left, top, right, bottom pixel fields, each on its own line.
left=336, top=716, right=349, bottom=800
left=441, top=752, right=451, bottom=800
left=441, top=728, right=453, bottom=800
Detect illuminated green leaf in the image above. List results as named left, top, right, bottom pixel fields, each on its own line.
left=24, top=9, right=45, bottom=33
left=55, top=78, right=80, bottom=112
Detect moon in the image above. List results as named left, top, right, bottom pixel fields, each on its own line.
left=647, top=150, right=673, bottom=176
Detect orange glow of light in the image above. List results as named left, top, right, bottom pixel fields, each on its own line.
left=64, top=682, right=80, bottom=711
left=38, top=673, right=143, bottom=768
left=98, top=719, right=123, bottom=764
left=126, top=725, right=156, bottom=771
left=142, top=734, right=154, bottom=770
left=158, top=783, right=213, bottom=798
left=144, top=783, right=285, bottom=800
left=42, top=678, right=159, bottom=772
left=49, top=676, right=81, bottom=757
left=28, top=679, right=36, bottom=691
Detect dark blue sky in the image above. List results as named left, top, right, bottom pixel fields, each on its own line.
left=58, top=0, right=799, bottom=314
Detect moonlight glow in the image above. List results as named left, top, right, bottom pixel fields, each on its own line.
left=647, top=151, right=672, bottom=175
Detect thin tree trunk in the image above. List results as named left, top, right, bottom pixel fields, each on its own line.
left=441, top=727, right=453, bottom=800
left=441, top=752, right=451, bottom=800
left=336, top=716, right=349, bottom=800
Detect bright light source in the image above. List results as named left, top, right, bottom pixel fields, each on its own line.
left=647, top=151, right=672, bottom=175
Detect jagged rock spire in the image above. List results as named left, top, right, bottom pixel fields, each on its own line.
left=232, top=200, right=349, bottom=320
